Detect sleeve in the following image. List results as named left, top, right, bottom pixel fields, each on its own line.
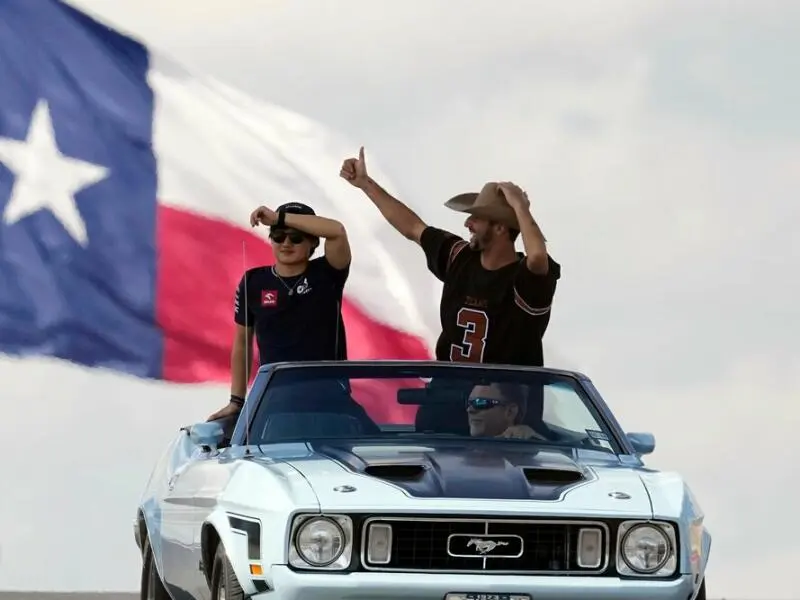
left=512, top=255, right=561, bottom=317
left=233, top=273, right=255, bottom=327
left=419, top=226, right=469, bottom=282
left=317, top=256, right=351, bottom=291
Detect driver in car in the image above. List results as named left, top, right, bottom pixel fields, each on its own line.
left=466, top=383, right=546, bottom=440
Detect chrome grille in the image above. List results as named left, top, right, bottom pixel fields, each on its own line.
left=360, top=517, right=610, bottom=574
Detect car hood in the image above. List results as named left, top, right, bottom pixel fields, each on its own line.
left=273, top=440, right=653, bottom=518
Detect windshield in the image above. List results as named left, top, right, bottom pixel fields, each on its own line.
left=245, top=363, right=620, bottom=453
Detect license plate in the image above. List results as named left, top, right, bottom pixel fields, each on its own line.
left=444, top=594, right=531, bottom=600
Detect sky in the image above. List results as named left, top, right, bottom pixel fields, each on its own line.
left=3, top=0, right=799, bottom=597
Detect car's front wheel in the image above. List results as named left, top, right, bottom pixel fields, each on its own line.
left=211, top=542, right=245, bottom=600
left=140, top=536, right=170, bottom=600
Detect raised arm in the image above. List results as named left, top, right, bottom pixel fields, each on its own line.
left=340, top=146, right=427, bottom=244
left=497, top=182, right=561, bottom=314
left=498, top=181, right=549, bottom=275
left=249, top=206, right=351, bottom=270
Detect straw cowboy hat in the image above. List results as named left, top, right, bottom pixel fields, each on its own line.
left=444, top=182, right=520, bottom=230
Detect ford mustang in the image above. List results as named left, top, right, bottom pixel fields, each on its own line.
left=134, top=360, right=711, bottom=600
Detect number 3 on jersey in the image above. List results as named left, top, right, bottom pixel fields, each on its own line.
left=450, top=307, right=489, bottom=363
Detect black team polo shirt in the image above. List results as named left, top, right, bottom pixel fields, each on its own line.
left=233, top=256, right=349, bottom=365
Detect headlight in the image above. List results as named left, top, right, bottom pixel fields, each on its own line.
left=622, top=525, right=669, bottom=572
left=616, top=521, right=677, bottom=576
left=296, top=518, right=344, bottom=566
left=289, top=515, right=353, bottom=570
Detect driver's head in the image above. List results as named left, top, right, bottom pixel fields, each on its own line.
left=466, top=382, right=528, bottom=437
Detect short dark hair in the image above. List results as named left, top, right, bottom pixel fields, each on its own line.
left=308, top=235, right=319, bottom=257
left=495, top=382, right=528, bottom=424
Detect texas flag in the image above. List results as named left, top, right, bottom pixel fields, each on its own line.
left=0, top=1, right=435, bottom=589
left=0, top=0, right=434, bottom=392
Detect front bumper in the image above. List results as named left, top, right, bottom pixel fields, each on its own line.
left=257, top=566, right=696, bottom=600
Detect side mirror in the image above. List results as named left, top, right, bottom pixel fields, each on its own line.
left=188, top=421, right=225, bottom=451
left=627, top=432, right=656, bottom=455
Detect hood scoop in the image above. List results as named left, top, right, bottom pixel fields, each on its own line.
left=522, top=466, right=585, bottom=485
left=364, top=463, right=427, bottom=481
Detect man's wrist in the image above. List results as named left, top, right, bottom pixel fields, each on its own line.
left=509, top=200, right=531, bottom=215
left=230, top=394, right=245, bottom=407
left=362, top=176, right=379, bottom=193
left=275, top=209, right=286, bottom=228
left=513, top=206, right=536, bottom=225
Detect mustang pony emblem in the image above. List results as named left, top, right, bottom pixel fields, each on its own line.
left=467, top=538, right=509, bottom=554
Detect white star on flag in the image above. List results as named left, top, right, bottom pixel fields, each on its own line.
left=0, top=99, right=109, bottom=246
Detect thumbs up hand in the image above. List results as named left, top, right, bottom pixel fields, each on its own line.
left=339, top=146, right=370, bottom=189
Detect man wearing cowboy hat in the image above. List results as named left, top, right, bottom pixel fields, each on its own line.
left=340, top=147, right=560, bottom=368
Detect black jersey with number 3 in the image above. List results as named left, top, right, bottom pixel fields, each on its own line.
left=420, top=226, right=561, bottom=367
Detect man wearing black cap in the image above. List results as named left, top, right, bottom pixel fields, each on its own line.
left=340, top=146, right=560, bottom=368
left=207, top=201, right=351, bottom=423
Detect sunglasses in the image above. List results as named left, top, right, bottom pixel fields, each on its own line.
left=466, top=397, right=506, bottom=411
left=269, top=229, right=306, bottom=244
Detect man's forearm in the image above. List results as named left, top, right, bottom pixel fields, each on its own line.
left=362, top=177, right=425, bottom=241
left=230, top=343, right=250, bottom=398
left=283, top=213, right=345, bottom=239
left=514, top=208, right=549, bottom=274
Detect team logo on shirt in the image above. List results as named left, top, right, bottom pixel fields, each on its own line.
left=295, top=277, right=312, bottom=296
left=261, top=290, right=278, bottom=307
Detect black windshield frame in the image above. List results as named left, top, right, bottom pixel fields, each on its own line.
left=229, top=360, right=630, bottom=454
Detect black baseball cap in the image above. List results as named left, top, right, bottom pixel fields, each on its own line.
left=271, top=202, right=316, bottom=235
left=276, top=202, right=315, bottom=216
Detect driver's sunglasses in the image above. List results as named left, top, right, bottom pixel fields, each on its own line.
left=269, top=229, right=306, bottom=244
left=466, top=397, right=506, bottom=411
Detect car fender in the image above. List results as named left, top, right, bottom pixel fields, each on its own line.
left=198, top=457, right=320, bottom=594
left=637, top=470, right=711, bottom=581
left=699, top=528, right=712, bottom=574
left=203, top=507, right=265, bottom=597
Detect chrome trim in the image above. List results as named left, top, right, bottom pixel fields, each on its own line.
left=576, top=527, right=603, bottom=569
left=446, top=533, right=524, bottom=560
left=616, top=520, right=678, bottom=577
left=359, top=516, right=610, bottom=575
left=365, top=522, right=393, bottom=565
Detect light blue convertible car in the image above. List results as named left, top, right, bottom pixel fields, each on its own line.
left=135, top=360, right=711, bottom=600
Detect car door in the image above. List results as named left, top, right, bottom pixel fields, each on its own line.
left=160, top=449, right=207, bottom=598
left=184, top=451, right=237, bottom=600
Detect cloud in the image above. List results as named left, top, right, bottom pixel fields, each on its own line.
left=34, top=1, right=800, bottom=597
left=638, top=0, right=800, bottom=141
